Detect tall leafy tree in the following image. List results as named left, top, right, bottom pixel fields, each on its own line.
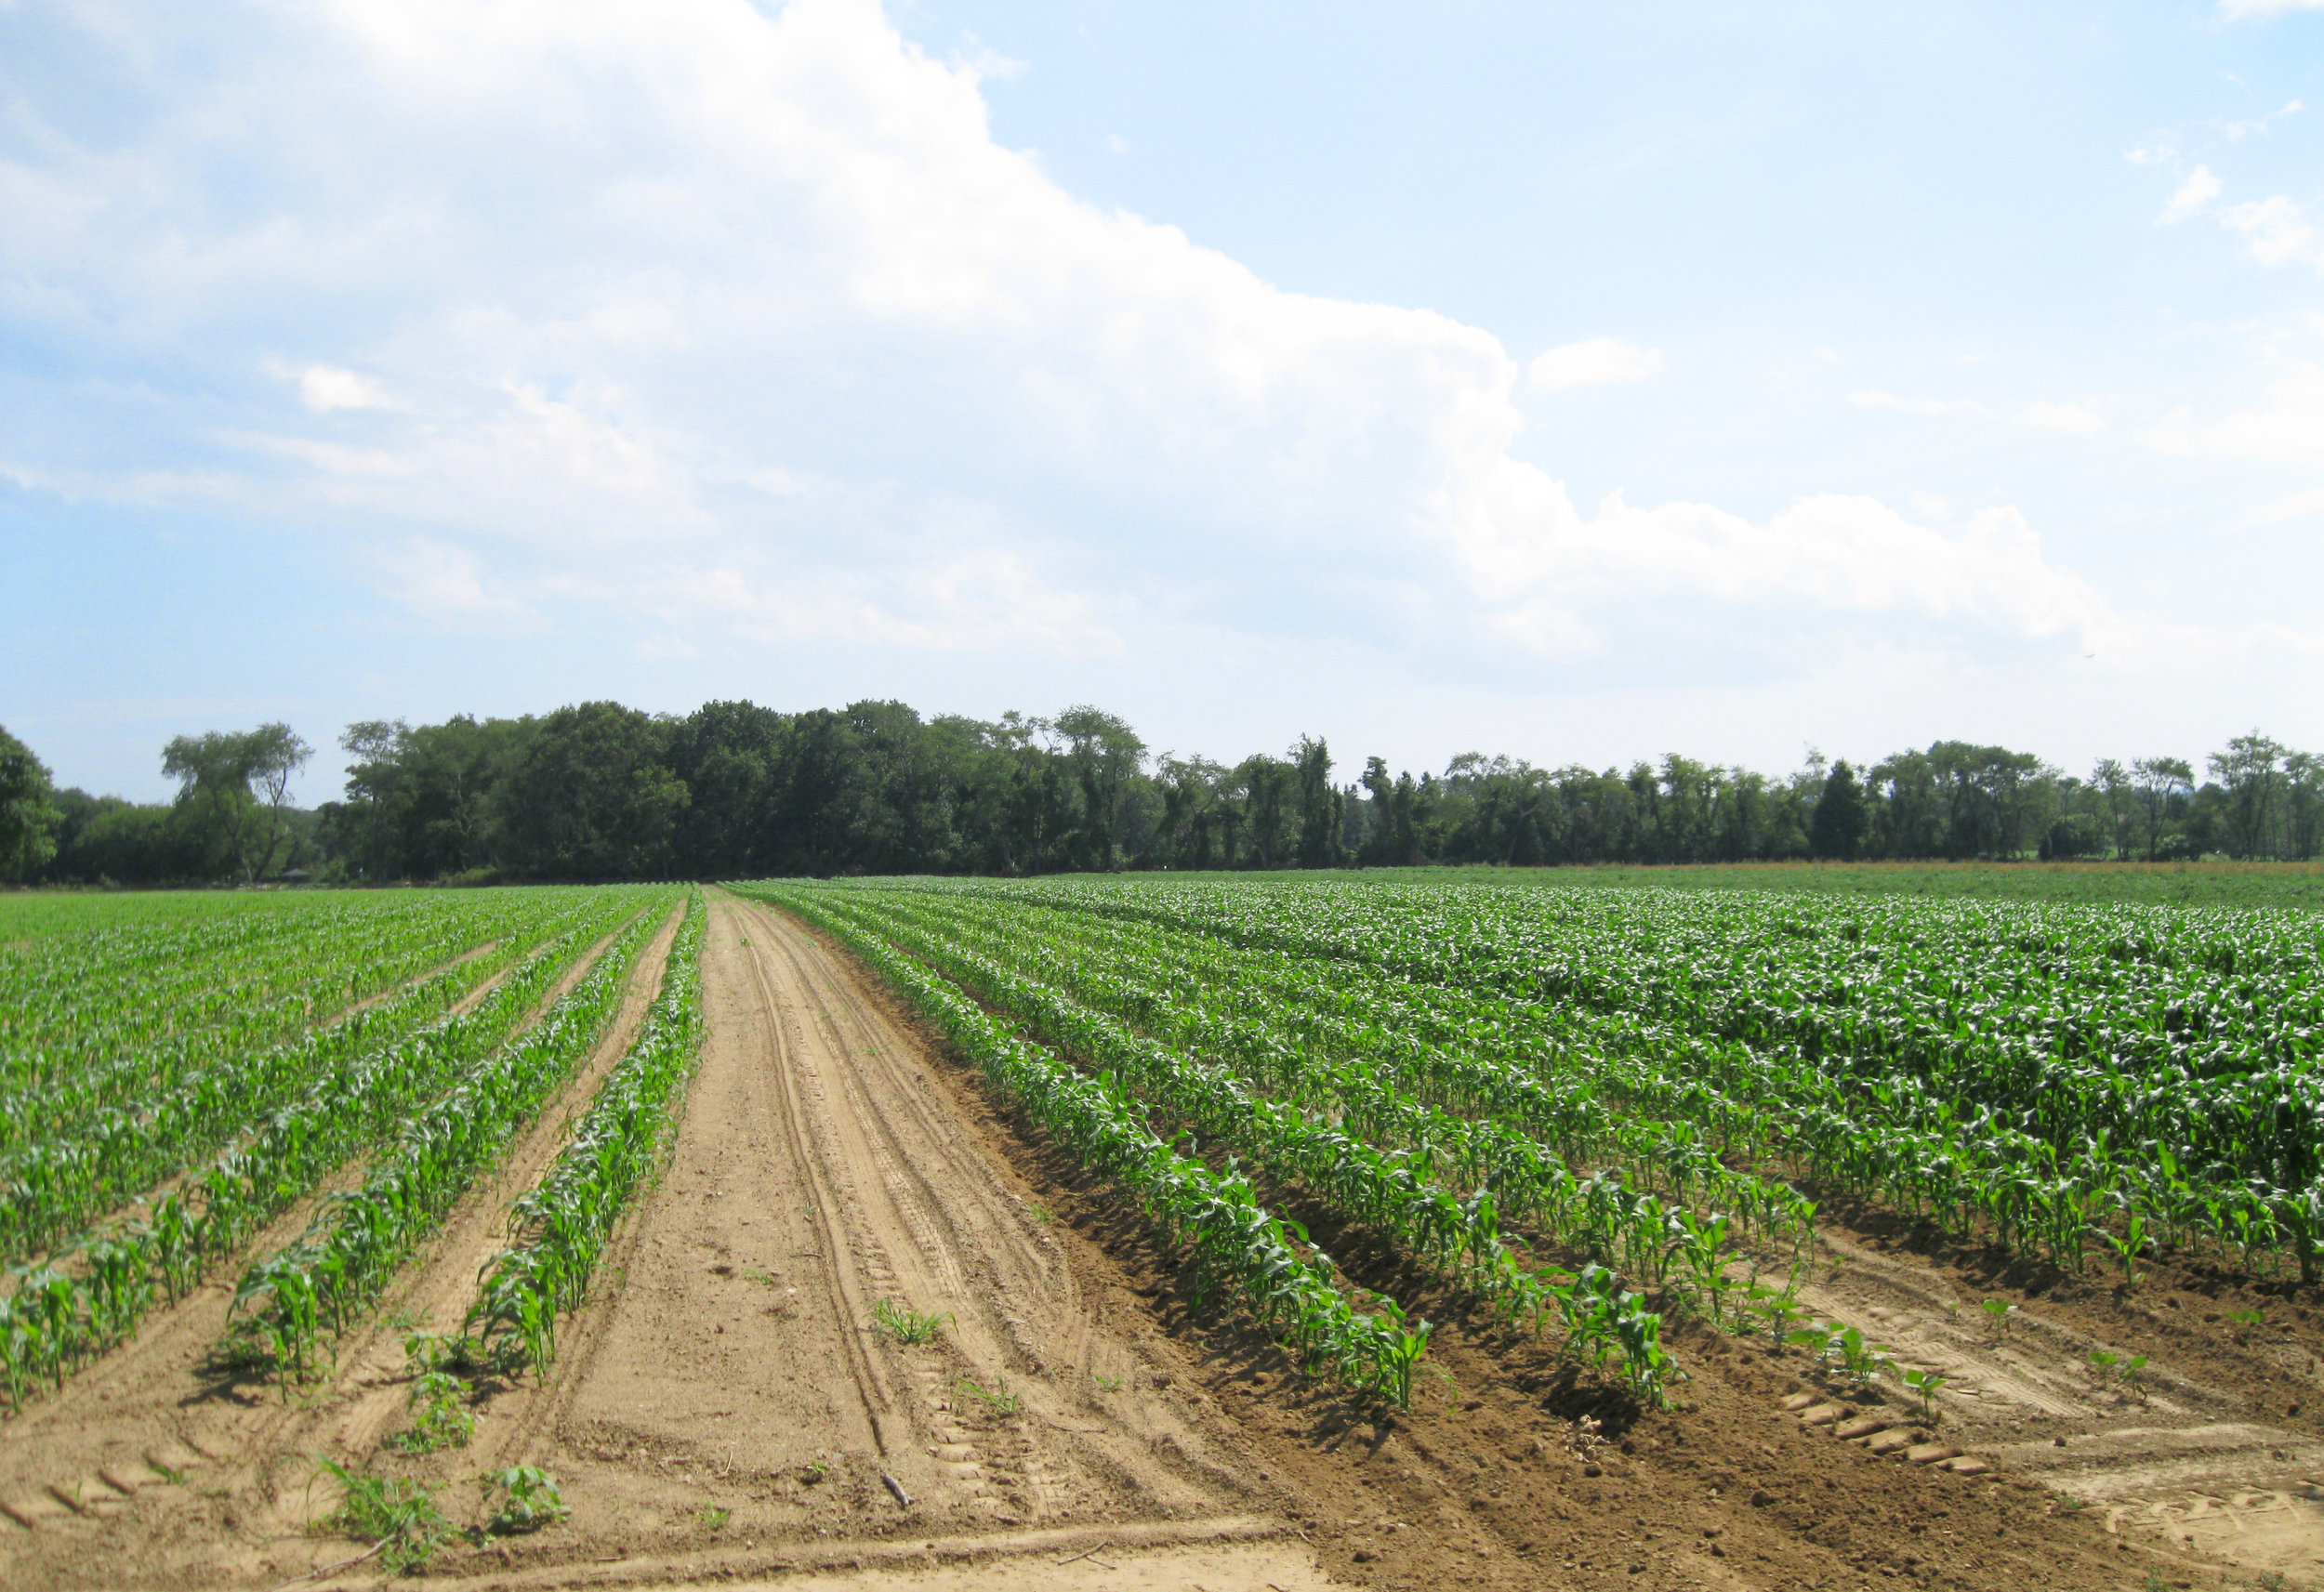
left=161, top=723, right=312, bottom=884
left=0, top=725, right=62, bottom=883
left=1810, top=759, right=1868, bottom=861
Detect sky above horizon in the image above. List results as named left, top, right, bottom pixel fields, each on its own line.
left=4, top=0, right=2321, bottom=805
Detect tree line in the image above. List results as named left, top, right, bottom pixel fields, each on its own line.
left=1, top=704, right=2317, bottom=886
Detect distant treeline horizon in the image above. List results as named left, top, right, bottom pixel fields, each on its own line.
left=1, top=701, right=2317, bottom=887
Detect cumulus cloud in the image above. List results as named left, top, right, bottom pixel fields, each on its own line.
left=1527, top=337, right=1663, bottom=393
left=0, top=0, right=2125, bottom=680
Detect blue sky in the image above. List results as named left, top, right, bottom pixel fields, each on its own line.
left=4, top=0, right=2321, bottom=804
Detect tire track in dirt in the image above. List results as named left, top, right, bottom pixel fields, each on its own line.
left=0, top=901, right=680, bottom=1589
left=1773, top=1228, right=2324, bottom=1585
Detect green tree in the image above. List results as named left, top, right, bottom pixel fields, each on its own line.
left=1052, top=705, right=1146, bottom=871
left=2209, top=731, right=2290, bottom=859
left=161, top=723, right=313, bottom=884
left=1810, top=759, right=1868, bottom=861
left=339, top=718, right=410, bottom=882
left=2130, top=756, right=2194, bottom=861
left=1292, top=736, right=1344, bottom=868
left=0, top=725, right=63, bottom=883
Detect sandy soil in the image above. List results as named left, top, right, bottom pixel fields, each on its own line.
left=7, top=892, right=2320, bottom=1591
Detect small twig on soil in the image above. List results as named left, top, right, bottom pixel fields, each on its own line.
left=264, top=1537, right=387, bottom=1590
left=881, top=1473, right=913, bottom=1508
left=1057, top=1540, right=1115, bottom=1567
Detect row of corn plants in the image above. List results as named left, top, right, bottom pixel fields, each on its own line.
left=868, top=878, right=2324, bottom=1287
left=467, top=892, right=706, bottom=1374
left=0, top=897, right=656, bottom=1412
left=862, top=885, right=1816, bottom=1255
left=748, top=887, right=1436, bottom=1408
left=0, top=896, right=609, bottom=1265
left=787, top=888, right=1686, bottom=1403
left=224, top=901, right=676, bottom=1384
left=1, top=891, right=584, bottom=1127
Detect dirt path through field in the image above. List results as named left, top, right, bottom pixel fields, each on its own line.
left=345, top=893, right=1311, bottom=1589
left=0, top=901, right=681, bottom=1587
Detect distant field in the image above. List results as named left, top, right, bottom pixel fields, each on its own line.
left=0, top=887, right=385, bottom=940
left=1340, top=859, right=2324, bottom=911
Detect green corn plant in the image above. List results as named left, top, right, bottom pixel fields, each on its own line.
left=955, top=1375, right=1023, bottom=1418
left=870, top=1299, right=953, bottom=1345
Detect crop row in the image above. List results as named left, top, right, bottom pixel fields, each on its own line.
left=840, top=878, right=2324, bottom=1284
left=0, top=898, right=660, bottom=1411
left=469, top=891, right=706, bottom=1374
left=0, top=890, right=608, bottom=1157
left=0, top=890, right=591, bottom=1105
left=749, top=887, right=1437, bottom=1407
left=857, top=886, right=1815, bottom=1249
left=0, top=895, right=617, bottom=1265
left=227, top=901, right=674, bottom=1383
left=790, top=889, right=1697, bottom=1401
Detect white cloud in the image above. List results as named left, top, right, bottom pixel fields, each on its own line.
left=1849, top=390, right=2106, bottom=436
left=2223, top=194, right=2324, bottom=270
left=0, top=0, right=2130, bottom=682
left=2160, top=165, right=2221, bottom=223
left=2218, top=0, right=2324, bottom=17
left=296, top=364, right=382, bottom=412
left=1527, top=336, right=1663, bottom=392
left=2146, top=336, right=2324, bottom=466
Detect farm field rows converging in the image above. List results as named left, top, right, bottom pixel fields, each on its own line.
left=3, top=874, right=2323, bottom=1590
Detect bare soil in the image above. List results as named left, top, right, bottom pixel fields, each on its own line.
left=4, top=894, right=2318, bottom=1590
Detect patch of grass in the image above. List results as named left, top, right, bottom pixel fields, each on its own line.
left=871, top=1298, right=953, bottom=1345
left=1092, top=1373, right=1122, bottom=1394
left=1025, top=1200, right=1054, bottom=1225
left=311, top=1459, right=450, bottom=1573
left=696, top=1505, right=731, bottom=1530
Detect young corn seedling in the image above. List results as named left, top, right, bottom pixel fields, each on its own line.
left=2104, top=1214, right=2149, bottom=1290
left=870, top=1299, right=954, bottom=1346
left=956, top=1375, right=1023, bottom=1418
